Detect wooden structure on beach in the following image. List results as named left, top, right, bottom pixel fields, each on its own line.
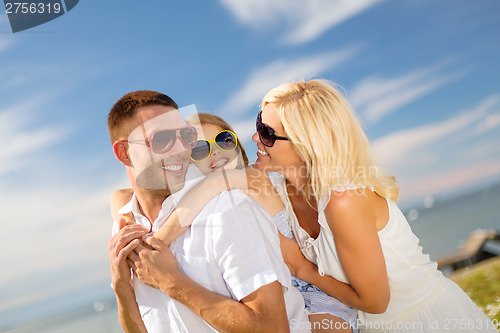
left=437, top=229, right=500, bottom=272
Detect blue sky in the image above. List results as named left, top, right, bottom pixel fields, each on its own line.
left=1, top=0, right=500, bottom=328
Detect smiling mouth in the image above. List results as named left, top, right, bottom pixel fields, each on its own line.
left=257, top=149, right=269, bottom=156
left=161, top=163, right=184, bottom=173
left=211, top=158, right=229, bottom=169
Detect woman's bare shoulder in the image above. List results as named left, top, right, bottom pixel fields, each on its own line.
left=326, top=189, right=388, bottom=230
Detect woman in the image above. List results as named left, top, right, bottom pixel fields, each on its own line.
left=112, top=112, right=357, bottom=332
left=251, top=79, right=496, bottom=332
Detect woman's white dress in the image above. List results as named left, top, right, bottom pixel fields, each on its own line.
left=270, top=173, right=497, bottom=332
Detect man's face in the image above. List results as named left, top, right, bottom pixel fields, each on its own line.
left=126, top=105, right=193, bottom=194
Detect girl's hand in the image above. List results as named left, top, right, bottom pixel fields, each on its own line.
left=110, top=189, right=134, bottom=222
left=118, top=212, right=136, bottom=225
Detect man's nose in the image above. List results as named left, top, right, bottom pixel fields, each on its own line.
left=169, top=135, right=190, bottom=155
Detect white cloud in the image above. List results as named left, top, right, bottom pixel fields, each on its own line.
left=231, top=118, right=257, bottom=143
left=0, top=16, right=7, bottom=27
left=372, top=95, right=500, bottom=203
left=435, top=95, right=500, bottom=146
left=0, top=173, right=129, bottom=312
left=399, top=160, right=500, bottom=203
left=469, top=139, right=500, bottom=160
left=0, top=96, right=128, bottom=313
left=0, top=38, right=12, bottom=52
left=350, top=63, right=470, bottom=125
left=373, top=95, right=496, bottom=167
left=0, top=26, right=15, bottom=52
left=218, top=47, right=360, bottom=116
left=0, top=100, right=72, bottom=175
left=477, top=111, right=500, bottom=133
left=0, top=185, right=109, bottom=280
left=219, top=0, right=383, bottom=45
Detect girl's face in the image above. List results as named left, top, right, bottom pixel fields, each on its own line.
left=192, top=123, right=240, bottom=175
left=252, top=103, right=305, bottom=178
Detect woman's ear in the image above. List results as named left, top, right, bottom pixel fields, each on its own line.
left=113, top=140, right=132, bottom=167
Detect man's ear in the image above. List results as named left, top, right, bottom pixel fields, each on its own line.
left=113, top=140, right=132, bottom=167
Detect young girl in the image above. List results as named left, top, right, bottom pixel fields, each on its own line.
left=112, top=113, right=358, bottom=332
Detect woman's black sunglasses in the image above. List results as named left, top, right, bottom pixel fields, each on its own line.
left=256, top=110, right=289, bottom=147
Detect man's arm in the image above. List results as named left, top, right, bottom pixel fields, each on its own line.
left=109, top=222, right=149, bottom=333
left=129, top=236, right=289, bottom=333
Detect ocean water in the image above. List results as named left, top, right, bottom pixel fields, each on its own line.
left=4, top=184, right=499, bottom=332
left=408, top=183, right=500, bottom=261
left=2, top=301, right=122, bottom=333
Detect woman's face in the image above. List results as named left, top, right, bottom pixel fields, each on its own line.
left=252, top=103, right=306, bottom=178
left=192, top=123, right=240, bottom=175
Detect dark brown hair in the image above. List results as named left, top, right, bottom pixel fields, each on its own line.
left=107, top=90, right=178, bottom=143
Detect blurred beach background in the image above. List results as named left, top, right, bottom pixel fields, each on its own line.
left=1, top=1, right=499, bottom=332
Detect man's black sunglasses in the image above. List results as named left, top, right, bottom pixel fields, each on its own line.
left=256, top=110, right=289, bottom=147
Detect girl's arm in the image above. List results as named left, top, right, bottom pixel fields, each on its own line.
left=283, top=190, right=390, bottom=314
left=154, top=167, right=253, bottom=245
left=111, top=189, right=135, bottom=225
left=110, top=167, right=260, bottom=247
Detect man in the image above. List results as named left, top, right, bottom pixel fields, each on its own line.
left=107, top=90, right=310, bottom=332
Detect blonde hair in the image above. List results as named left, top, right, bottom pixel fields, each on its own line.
left=188, top=113, right=249, bottom=167
left=261, top=79, right=399, bottom=202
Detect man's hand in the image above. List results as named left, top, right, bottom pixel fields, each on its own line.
left=127, top=235, right=183, bottom=292
left=108, top=220, right=149, bottom=290
left=109, top=220, right=149, bottom=333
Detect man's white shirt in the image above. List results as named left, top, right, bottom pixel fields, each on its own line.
left=112, top=169, right=310, bottom=332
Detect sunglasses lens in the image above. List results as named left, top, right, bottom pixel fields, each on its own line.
left=180, top=127, right=198, bottom=148
left=151, top=130, right=176, bottom=153
left=258, top=123, right=275, bottom=147
left=191, top=140, right=211, bottom=161
left=215, top=131, right=237, bottom=150
left=256, top=111, right=274, bottom=147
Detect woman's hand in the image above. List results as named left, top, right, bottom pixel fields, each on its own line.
left=277, top=232, right=314, bottom=278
